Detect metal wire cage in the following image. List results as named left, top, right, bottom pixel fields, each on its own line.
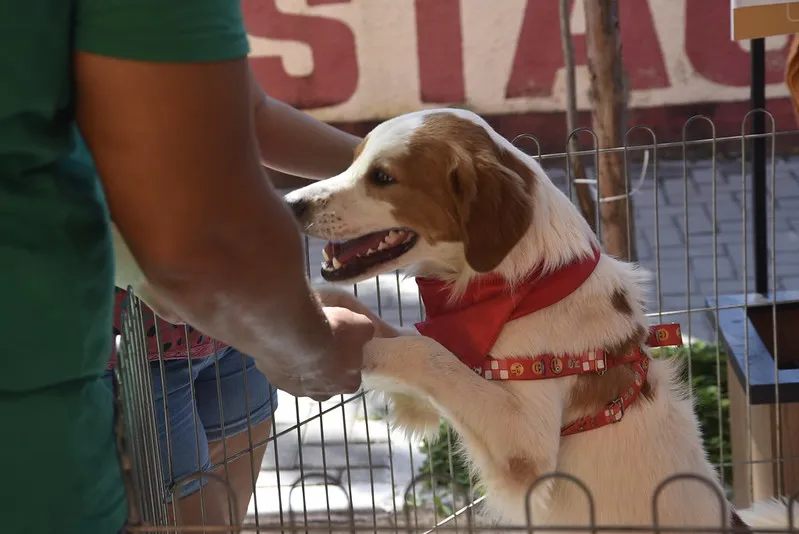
left=115, top=112, right=799, bottom=533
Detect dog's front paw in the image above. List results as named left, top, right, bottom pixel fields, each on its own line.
left=363, top=336, right=450, bottom=373
left=361, top=336, right=450, bottom=399
left=361, top=338, right=416, bottom=396
left=362, top=337, right=411, bottom=373
left=389, top=393, right=441, bottom=441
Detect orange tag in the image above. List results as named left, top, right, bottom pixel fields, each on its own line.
left=647, top=324, right=683, bottom=348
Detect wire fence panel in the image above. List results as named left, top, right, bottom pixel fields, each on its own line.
left=114, top=115, right=799, bottom=533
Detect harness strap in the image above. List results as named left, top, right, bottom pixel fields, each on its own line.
left=471, top=324, right=682, bottom=381
left=560, top=358, right=649, bottom=435
left=471, top=324, right=683, bottom=436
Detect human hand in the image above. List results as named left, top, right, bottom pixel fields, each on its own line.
left=315, top=287, right=373, bottom=316
left=260, top=306, right=374, bottom=401
left=312, top=306, right=375, bottom=399
left=315, top=288, right=400, bottom=338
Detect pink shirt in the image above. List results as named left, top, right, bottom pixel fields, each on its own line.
left=107, top=289, right=227, bottom=369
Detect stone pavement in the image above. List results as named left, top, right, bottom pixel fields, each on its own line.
left=248, top=155, right=799, bottom=524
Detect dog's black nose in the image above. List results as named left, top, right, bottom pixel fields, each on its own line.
left=287, top=198, right=310, bottom=221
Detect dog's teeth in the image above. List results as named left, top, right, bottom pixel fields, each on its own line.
left=332, top=258, right=342, bottom=269
left=366, top=248, right=376, bottom=255
left=403, top=235, right=413, bottom=243
left=322, top=249, right=330, bottom=261
left=377, top=242, right=388, bottom=251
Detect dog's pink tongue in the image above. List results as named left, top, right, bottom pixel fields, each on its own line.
left=326, top=232, right=389, bottom=263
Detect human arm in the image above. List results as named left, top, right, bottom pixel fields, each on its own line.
left=263, top=167, right=318, bottom=190
left=75, top=53, right=368, bottom=399
left=249, top=72, right=361, bottom=181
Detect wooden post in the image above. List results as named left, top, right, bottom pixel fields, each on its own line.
left=582, top=0, right=637, bottom=261
left=559, top=0, right=597, bottom=234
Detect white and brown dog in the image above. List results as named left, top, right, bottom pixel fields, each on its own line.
left=112, top=108, right=791, bottom=531
left=283, top=108, right=791, bottom=532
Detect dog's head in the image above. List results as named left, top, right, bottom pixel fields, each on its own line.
left=285, top=109, right=541, bottom=284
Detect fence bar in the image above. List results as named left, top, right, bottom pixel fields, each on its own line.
left=751, top=37, right=768, bottom=295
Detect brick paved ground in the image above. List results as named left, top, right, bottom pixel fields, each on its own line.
left=248, top=153, right=799, bottom=523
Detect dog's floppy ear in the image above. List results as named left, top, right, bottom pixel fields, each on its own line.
left=453, top=148, right=534, bottom=273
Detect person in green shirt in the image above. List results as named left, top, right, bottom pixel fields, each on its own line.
left=0, top=2, right=374, bottom=532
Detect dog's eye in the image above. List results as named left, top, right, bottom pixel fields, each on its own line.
left=369, top=169, right=396, bottom=186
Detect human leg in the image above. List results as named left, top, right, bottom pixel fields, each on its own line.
left=145, top=357, right=232, bottom=527
left=193, top=348, right=278, bottom=524
left=111, top=349, right=277, bottom=528
left=205, top=417, right=272, bottom=523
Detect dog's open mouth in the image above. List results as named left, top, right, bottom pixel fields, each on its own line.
left=321, top=228, right=418, bottom=281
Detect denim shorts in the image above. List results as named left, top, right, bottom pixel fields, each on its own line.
left=105, top=347, right=278, bottom=500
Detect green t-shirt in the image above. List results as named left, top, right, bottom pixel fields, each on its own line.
left=0, top=2, right=249, bottom=532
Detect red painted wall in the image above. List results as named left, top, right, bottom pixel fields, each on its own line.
left=242, top=0, right=797, bottom=153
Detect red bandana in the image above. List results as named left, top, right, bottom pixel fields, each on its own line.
left=413, top=247, right=683, bottom=436
left=415, top=247, right=602, bottom=368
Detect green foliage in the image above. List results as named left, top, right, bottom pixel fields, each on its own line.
left=416, top=342, right=732, bottom=505
left=418, top=423, right=472, bottom=490
left=414, top=423, right=481, bottom=517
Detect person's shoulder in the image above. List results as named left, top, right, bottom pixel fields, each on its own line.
left=76, top=0, right=249, bottom=63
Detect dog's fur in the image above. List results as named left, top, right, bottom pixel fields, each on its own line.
left=111, top=107, right=794, bottom=531
left=284, top=109, right=793, bottom=531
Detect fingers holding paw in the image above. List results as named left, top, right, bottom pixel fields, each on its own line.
left=315, top=287, right=366, bottom=312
